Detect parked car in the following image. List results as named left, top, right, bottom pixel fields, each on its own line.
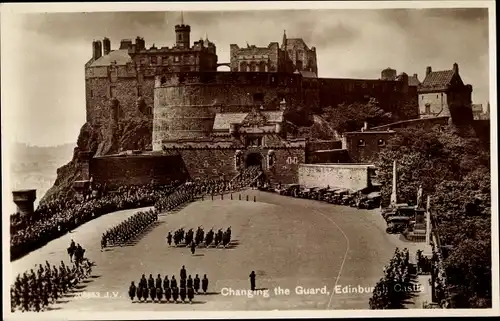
left=386, top=216, right=411, bottom=234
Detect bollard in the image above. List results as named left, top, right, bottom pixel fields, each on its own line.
left=246, top=195, right=249, bottom=201
left=254, top=196, right=256, bottom=202
left=221, top=194, right=224, bottom=200
left=239, top=194, right=241, bottom=200
left=231, top=194, right=233, bottom=200
left=201, top=195, right=204, bottom=201
left=211, top=194, right=214, bottom=201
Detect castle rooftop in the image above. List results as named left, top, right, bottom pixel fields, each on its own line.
left=90, top=49, right=132, bottom=67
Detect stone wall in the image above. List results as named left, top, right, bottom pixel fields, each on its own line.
left=314, top=77, right=418, bottom=120
left=298, top=164, right=375, bottom=190
left=90, top=154, right=188, bottom=189
left=342, top=131, right=396, bottom=163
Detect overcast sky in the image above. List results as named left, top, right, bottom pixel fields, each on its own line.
left=2, top=7, right=491, bottom=147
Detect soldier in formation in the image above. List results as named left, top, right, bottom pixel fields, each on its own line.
left=11, top=254, right=94, bottom=312
left=101, top=210, right=158, bottom=248
left=129, top=266, right=210, bottom=304
left=168, top=226, right=232, bottom=249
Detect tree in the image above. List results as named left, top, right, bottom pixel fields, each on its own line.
left=321, top=97, right=393, bottom=133
left=374, top=125, right=492, bottom=308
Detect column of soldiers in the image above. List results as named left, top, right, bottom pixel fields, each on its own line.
left=154, top=170, right=264, bottom=215
left=11, top=257, right=94, bottom=312
left=101, top=210, right=158, bottom=249
left=166, top=226, right=232, bottom=250
left=66, top=239, right=87, bottom=265
left=128, top=266, right=209, bottom=304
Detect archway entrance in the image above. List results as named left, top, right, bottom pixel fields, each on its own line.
left=246, top=153, right=263, bottom=168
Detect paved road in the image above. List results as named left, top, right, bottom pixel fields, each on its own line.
left=9, top=190, right=425, bottom=315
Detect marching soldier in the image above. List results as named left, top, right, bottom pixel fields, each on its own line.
left=137, top=285, right=143, bottom=302
left=202, top=274, right=209, bottom=294
left=172, top=286, right=179, bottom=303
left=194, top=274, right=201, bottom=294
left=155, top=274, right=162, bottom=289
left=187, top=286, right=194, bottom=304
left=180, top=265, right=187, bottom=280
left=150, top=284, right=157, bottom=302
left=191, top=241, right=196, bottom=255
left=170, top=276, right=177, bottom=289
left=165, top=285, right=172, bottom=302
left=180, top=286, right=187, bottom=303
left=163, top=275, right=170, bottom=290
left=167, top=232, right=172, bottom=246
left=129, top=281, right=136, bottom=301
left=148, top=274, right=155, bottom=289
left=187, top=275, right=193, bottom=289
left=180, top=277, right=186, bottom=289
left=140, top=274, right=147, bottom=289
left=156, top=285, right=163, bottom=302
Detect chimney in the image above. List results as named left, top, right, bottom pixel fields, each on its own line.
left=413, top=73, right=418, bottom=79
left=426, top=66, right=432, bottom=77
left=453, top=62, right=459, bottom=74
left=92, top=40, right=102, bottom=60
left=103, top=37, right=111, bottom=55
left=363, top=121, right=369, bottom=131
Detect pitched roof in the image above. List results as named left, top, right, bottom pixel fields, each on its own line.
left=420, top=70, right=455, bottom=88
left=213, top=111, right=284, bottom=131
left=213, top=113, right=248, bottom=131
left=90, top=49, right=132, bottom=67
left=285, top=38, right=309, bottom=50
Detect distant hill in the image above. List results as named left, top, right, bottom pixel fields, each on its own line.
left=7, top=142, right=75, bottom=213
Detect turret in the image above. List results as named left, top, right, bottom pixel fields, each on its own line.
left=103, top=37, right=111, bottom=55
left=453, top=62, right=459, bottom=74
left=135, top=37, right=146, bottom=51
left=381, top=67, right=397, bottom=81
left=12, top=189, right=36, bottom=217
left=175, top=12, right=191, bottom=49
left=282, top=30, right=287, bottom=49
left=92, top=40, right=102, bottom=60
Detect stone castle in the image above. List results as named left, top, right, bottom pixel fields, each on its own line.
left=79, top=19, right=472, bottom=190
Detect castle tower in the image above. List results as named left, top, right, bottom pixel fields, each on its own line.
left=282, top=30, right=287, bottom=48
left=381, top=67, right=397, bottom=81
left=12, top=189, right=36, bottom=217
left=175, top=12, right=191, bottom=49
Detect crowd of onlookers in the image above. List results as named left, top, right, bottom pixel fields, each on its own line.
left=369, top=248, right=416, bottom=309
left=10, top=183, right=178, bottom=260
left=10, top=167, right=265, bottom=261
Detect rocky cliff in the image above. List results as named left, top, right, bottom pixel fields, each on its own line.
left=41, top=116, right=152, bottom=203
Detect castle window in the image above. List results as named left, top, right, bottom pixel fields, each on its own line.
left=174, top=56, right=180, bottom=63
left=90, top=90, right=94, bottom=98
left=178, top=34, right=182, bottom=41
left=377, top=139, right=385, bottom=146
left=357, top=139, right=366, bottom=147
left=425, top=104, right=431, bottom=114
left=151, top=56, right=157, bottom=65
left=160, top=76, right=166, bottom=85
left=110, top=86, right=116, bottom=98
